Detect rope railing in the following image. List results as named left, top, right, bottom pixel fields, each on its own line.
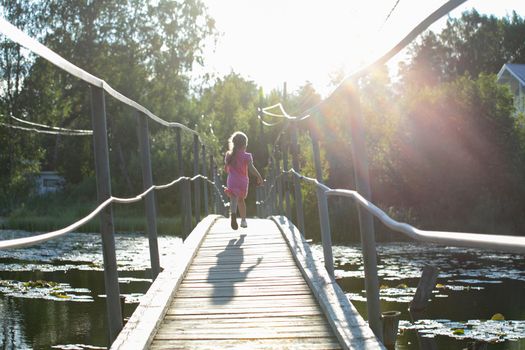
left=302, top=0, right=467, bottom=116
left=8, top=114, right=93, bottom=134
left=259, top=168, right=525, bottom=255
left=257, top=118, right=525, bottom=342
left=0, top=174, right=228, bottom=250
left=0, top=121, right=92, bottom=136
left=0, top=18, right=201, bottom=140
left=0, top=16, right=230, bottom=343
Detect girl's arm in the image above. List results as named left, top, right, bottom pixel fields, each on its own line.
left=248, top=161, right=263, bottom=185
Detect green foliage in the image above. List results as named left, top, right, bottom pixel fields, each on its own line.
left=401, top=9, right=525, bottom=86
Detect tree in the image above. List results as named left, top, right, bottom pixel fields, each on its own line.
left=401, top=10, right=525, bottom=87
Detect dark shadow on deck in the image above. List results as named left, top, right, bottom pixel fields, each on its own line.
left=206, top=233, right=262, bottom=305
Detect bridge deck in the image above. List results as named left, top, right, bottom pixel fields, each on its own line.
left=111, top=215, right=383, bottom=350
left=152, top=218, right=340, bottom=349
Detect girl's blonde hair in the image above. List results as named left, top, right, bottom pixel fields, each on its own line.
left=226, top=131, right=248, bottom=165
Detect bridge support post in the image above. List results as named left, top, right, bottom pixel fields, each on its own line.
left=268, top=158, right=275, bottom=215
left=193, top=134, right=201, bottom=222
left=290, top=121, right=305, bottom=235
left=276, top=148, right=284, bottom=215
left=310, top=130, right=334, bottom=278
left=89, top=86, right=123, bottom=343
left=176, top=128, right=192, bottom=235
left=346, top=81, right=382, bottom=341
left=282, top=141, right=292, bottom=220
left=210, top=155, right=217, bottom=214
left=202, top=144, right=209, bottom=216
left=137, top=111, right=160, bottom=279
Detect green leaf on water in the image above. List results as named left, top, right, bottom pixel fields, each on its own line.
left=452, top=328, right=465, bottom=335
left=491, top=313, right=505, bottom=321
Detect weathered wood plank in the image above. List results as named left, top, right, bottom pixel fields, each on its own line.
left=271, top=215, right=385, bottom=350
left=114, top=216, right=380, bottom=350
left=150, top=337, right=342, bottom=350
left=164, top=309, right=325, bottom=319
left=110, top=215, right=221, bottom=350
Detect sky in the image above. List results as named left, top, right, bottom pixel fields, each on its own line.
left=195, top=0, right=525, bottom=97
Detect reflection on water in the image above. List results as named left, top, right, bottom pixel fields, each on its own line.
left=312, top=242, right=525, bottom=350
left=0, top=230, right=182, bottom=349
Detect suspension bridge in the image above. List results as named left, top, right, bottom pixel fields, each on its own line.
left=1, top=1, right=525, bottom=349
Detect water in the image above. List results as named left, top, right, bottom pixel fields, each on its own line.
left=310, top=243, right=525, bottom=350
left=0, top=230, right=523, bottom=349
left=0, top=230, right=182, bottom=349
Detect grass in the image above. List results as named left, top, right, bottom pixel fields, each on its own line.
left=4, top=213, right=183, bottom=235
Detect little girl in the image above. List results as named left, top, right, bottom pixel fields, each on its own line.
left=224, top=131, right=263, bottom=230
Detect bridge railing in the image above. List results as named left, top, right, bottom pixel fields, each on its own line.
left=0, top=17, right=228, bottom=344
left=257, top=114, right=525, bottom=342
left=255, top=1, right=525, bottom=342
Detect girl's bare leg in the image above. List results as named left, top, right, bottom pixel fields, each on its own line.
left=238, top=197, right=246, bottom=219
left=230, top=196, right=238, bottom=230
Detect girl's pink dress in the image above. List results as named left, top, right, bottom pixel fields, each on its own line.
left=224, top=150, right=253, bottom=199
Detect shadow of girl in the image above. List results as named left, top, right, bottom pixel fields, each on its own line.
left=207, top=234, right=262, bottom=305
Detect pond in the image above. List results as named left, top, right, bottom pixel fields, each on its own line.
left=310, top=242, right=525, bottom=350
left=0, top=230, right=523, bottom=349
left=0, top=230, right=182, bottom=349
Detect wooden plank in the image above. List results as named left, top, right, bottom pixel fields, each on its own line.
left=150, top=337, right=342, bottom=350
left=271, top=215, right=385, bottom=350
left=163, top=315, right=329, bottom=326
left=110, top=215, right=221, bottom=350
left=164, top=309, right=325, bottom=319
left=118, top=216, right=344, bottom=349
left=176, top=287, right=311, bottom=298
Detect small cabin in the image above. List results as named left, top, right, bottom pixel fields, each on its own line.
left=35, top=171, right=65, bottom=195
left=497, top=63, right=525, bottom=117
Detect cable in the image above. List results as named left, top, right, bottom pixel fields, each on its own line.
left=9, top=114, right=92, bottom=134
left=380, top=0, right=402, bottom=30
left=0, top=174, right=227, bottom=250
left=0, top=122, right=92, bottom=136
left=0, top=17, right=203, bottom=143
left=300, top=0, right=467, bottom=117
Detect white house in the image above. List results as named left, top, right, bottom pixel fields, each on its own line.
left=497, top=63, right=525, bottom=117
left=35, top=171, right=65, bottom=195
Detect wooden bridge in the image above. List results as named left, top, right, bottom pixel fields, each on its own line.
left=111, top=215, right=383, bottom=350
left=2, top=4, right=525, bottom=350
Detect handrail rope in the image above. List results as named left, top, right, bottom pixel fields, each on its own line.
left=257, top=113, right=283, bottom=127
left=8, top=114, right=92, bottom=134
left=300, top=0, right=467, bottom=116
left=0, top=121, right=92, bottom=136
left=380, top=0, right=402, bottom=30
left=260, top=110, right=287, bottom=118
left=260, top=168, right=525, bottom=254
left=0, top=174, right=227, bottom=250
left=257, top=0, right=467, bottom=121
left=0, top=18, right=202, bottom=141
left=261, top=103, right=310, bottom=120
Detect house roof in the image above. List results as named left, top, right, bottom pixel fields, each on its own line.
left=497, top=63, right=525, bottom=85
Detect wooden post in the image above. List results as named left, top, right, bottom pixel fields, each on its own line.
left=290, top=121, right=305, bottom=235
left=176, top=128, right=192, bottom=235
left=210, top=155, right=217, bottom=214
left=310, top=130, right=334, bottom=277
left=268, top=157, right=275, bottom=215
left=136, top=111, right=160, bottom=279
left=276, top=149, right=283, bottom=215
left=201, top=144, right=209, bottom=216
left=193, top=134, right=201, bottom=223
left=410, top=266, right=439, bottom=312
left=282, top=141, right=292, bottom=220
left=89, top=86, right=123, bottom=343
left=346, top=81, right=382, bottom=341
